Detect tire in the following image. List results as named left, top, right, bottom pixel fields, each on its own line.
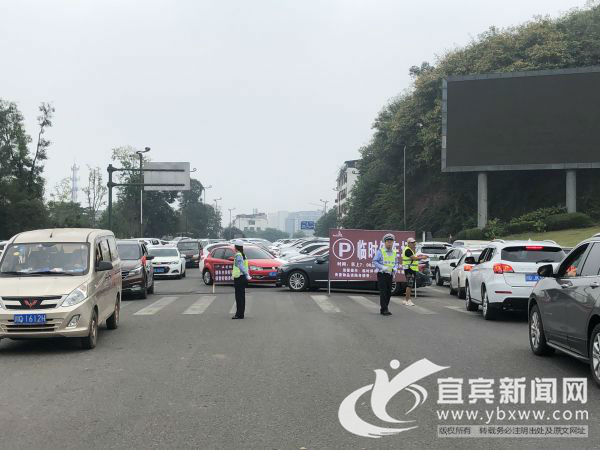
left=139, top=277, right=148, bottom=299
left=465, top=283, right=478, bottom=311
left=589, top=324, right=600, bottom=387
left=106, top=297, right=120, bottom=330
left=203, top=270, right=213, bottom=286
left=435, top=269, right=443, bottom=286
left=529, top=304, right=554, bottom=356
left=458, top=286, right=466, bottom=300
left=288, top=270, right=308, bottom=292
left=481, top=289, right=497, bottom=320
left=449, top=278, right=457, bottom=296
left=182, top=266, right=186, bottom=278
left=148, top=278, right=154, bottom=294
left=81, top=309, right=98, bottom=350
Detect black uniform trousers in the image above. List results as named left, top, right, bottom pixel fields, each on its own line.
left=234, top=275, right=247, bottom=317
left=377, top=271, right=393, bottom=312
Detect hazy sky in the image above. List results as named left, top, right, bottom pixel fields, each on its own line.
left=0, top=0, right=588, bottom=219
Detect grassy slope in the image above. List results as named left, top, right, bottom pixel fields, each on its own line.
left=501, top=226, right=600, bottom=247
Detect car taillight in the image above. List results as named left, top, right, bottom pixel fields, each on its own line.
left=493, top=263, right=514, bottom=274
left=525, top=246, right=544, bottom=250
left=463, top=264, right=473, bottom=272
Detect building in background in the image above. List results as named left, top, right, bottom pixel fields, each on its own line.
left=335, top=159, right=359, bottom=219
left=285, top=210, right=323, bottom=236
left=233, top=213, right=268, bottom=232
left=267, top=211, right=290, bottom=232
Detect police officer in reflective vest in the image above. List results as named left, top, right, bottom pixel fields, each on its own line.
left=372, top=233, right=398, bottom=316
left=402, top=237, right=424, bottom=306
left=232, top=240, right=251, bottom=319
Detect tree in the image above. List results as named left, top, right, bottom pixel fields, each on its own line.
left=292, top=231, right=307, bottom=238
left=0, top=100, right=50, bottom=237
left=51, top=177, right=72, bottom=203
left=222, top=227, right=244, bottom=240
left=28, top=102, right=54, bottom=192
left=245, top=227, right=289, bottom=242
left=314, top=208, right=338, bottom=237
left=83, top=166, right=107, bottom=227
left=177, top=179, right=222, bottom=238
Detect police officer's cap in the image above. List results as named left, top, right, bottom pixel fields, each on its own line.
left=232, top=239, right=245, bottom=246
left=382, top=233, right=395, bottom=242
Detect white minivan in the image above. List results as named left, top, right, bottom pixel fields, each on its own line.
left=0, top=228, right=122, bottom=349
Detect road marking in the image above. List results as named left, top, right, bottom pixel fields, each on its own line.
left=445, top=305, right=475, bottom=315
left=310, top=295, right=341, bottom=313
left=229, top=296, right=252, bottom=314
left=133, top=296, right=178, bottom=315
left=348, top=295, right=379, bottom=311
left=183, top=296, right=216, bottom=315
left=390, top=298, right=436, bottom=314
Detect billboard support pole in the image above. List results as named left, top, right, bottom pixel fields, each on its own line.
left=566, top=169, right=577, bottom=213
left=477, top=172, right=488, bottom=229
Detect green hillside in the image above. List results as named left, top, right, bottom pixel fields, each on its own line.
left=502, top=226, right=600, bottom=247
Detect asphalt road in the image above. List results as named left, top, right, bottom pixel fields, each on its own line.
left=0, top=270, right=597, bottom=450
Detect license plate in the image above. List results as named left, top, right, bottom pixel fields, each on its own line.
left=269, top=272, right=277, bottom=277
left=526, top=274, right=541, bottom=282
left=154, top=267, right=165, bottom=273
left=14, top=314, right=46, bottom=325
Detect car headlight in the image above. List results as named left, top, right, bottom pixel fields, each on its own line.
left=128, top=266, right=143, bottom=276
left=61, top=283, right=88, bottom=307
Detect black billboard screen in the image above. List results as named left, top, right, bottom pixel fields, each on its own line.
left=442, top=68, right=600, bottom=171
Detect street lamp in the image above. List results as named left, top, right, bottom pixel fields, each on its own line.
left=318, top=198, right=329, bottom=213
left=203, top=184, right=212, bottom=205
left=213, top=197, right=222, bottom=212
left=228, top=207, right=236, bottom=228
left=135, top=147, right=151, bottom=238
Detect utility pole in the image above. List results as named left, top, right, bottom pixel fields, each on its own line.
left=228, top=207, right=236, bottom=228
left=203, top=184, right=212, bottom=205
left=136, top=147, right=151, bottom=237
left=213, top=197, right=222, bottom=213
left=70, top=163, right=79, bottom=203
left=319, top=198, right=329, bottom=213
left=403, top=145, right=407, bottom=230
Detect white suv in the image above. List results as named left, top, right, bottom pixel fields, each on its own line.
left=434, top=247, right=468, bottom=286
left=465, top=240, right=565, bottom=320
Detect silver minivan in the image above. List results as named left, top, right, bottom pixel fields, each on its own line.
left=0, top=228, right=122, bottom=349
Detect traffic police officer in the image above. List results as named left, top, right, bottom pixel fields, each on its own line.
left=402, top=237, right=423, bottom=306
left=232, top=240, right=251, bottom=319
left=372, top=233, right=398, bottom=316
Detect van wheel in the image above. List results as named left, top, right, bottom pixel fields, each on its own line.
left=106, top=298, right=120, bottom=330
left=203, top=270, right=213, bottom=285
left=81, top=309, right=98, bottom=350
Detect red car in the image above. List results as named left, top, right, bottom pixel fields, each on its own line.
left=202, top=245, right=282, bottom=285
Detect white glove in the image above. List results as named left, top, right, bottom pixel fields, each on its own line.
left=246, top=275, right=252, bottom=280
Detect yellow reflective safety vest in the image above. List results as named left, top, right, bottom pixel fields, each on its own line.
left=402, top=246, right=419, bottom=271
left=382, top=249, right=396, bottom=272
left=232, top=252, right=249, bottom=279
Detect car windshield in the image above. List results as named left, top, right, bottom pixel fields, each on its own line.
left=244, top=247, right=273, bottom=259
left=463, top=251, right=482, bottom=263
left=178, top=242, right=199, bottom=251
left=117, top=243, right=141, bottom=260
left=420, top=246, right=448, bottom=254
left=148, top=248, right=179, bottom=257
left=0, top=242, right=89, bottom=275
left=501, top=246, right=565, bottom=263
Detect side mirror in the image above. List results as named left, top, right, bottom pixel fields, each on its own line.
left=96, top=261, right=113, bottom=271
left=146, top=255, right=155, bottom=260
left=450, top=262, right=456, bottom=268
left=464, top=256, right=476, bottom=265
left=538, top=264, right=554, bottom=278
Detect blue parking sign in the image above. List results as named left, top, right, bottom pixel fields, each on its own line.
left=300, top=221, right=315, bottom=230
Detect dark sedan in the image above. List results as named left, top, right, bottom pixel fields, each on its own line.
left=117, top=240, right=155, bottom=298
left=177, top=239, right=202, bottom=268
left=528, top=234, right=600, bottom=386
left=277, top=254, right=431, bottom=294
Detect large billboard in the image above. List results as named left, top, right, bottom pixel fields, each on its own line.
left=328, top=229, right=415, bottom=283
left=143, top=162, right=191, bottom=191
left=442, top=66, right=600, bottom=172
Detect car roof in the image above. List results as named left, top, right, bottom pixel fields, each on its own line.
left=11, top=228, right=113, bottom=244
left=487, top=239, right=562, bottom=248
left=420, top=241, right=451, bottom=246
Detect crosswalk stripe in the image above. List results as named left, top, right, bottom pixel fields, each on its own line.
left=390, top=298, right=437, bottom=315
left=348, top=295, right=379, bottom=311
left=183, top=296, right=216, bottom=315
left=229, top=296, right=252, bottom=314
left=310, top=295, right=341, bottom=313
left=445, top=305, right=475, bottom=315
left=133, top=296, right=178, bottom=315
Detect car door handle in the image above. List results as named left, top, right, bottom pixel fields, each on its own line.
left=591, top=282, right=600, bottom=289
left=560, top=282, right=573, bottom=288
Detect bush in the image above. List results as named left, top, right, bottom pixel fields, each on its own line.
left=455, top=227, right=486, bottom=240
left=483, top=218, right=506, bottom=240
left=545, top=212, right=594, bottom=231
left=504, top=221, right=537, bottom=234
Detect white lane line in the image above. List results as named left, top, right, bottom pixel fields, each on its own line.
left=133, top=296, right=178, bottom=315
left=310, top=295, right=341, bottom=313
left=348, top=295, right=379, bottom=311
left=390, top=298, right=437, bottom=314
left=183, top=296, right=216, bottom=315
left=445, top=305, right=476, bottom=315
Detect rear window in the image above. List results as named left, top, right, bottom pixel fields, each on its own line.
left=501, top=246, right=565, bottom=263
left=148, top=248, right=179, bottom=257
left=178, top=242, right=199, bottom=251
left=117, top=243, right=141, bottom=260
left=420, top=246, right=448, bottom=254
